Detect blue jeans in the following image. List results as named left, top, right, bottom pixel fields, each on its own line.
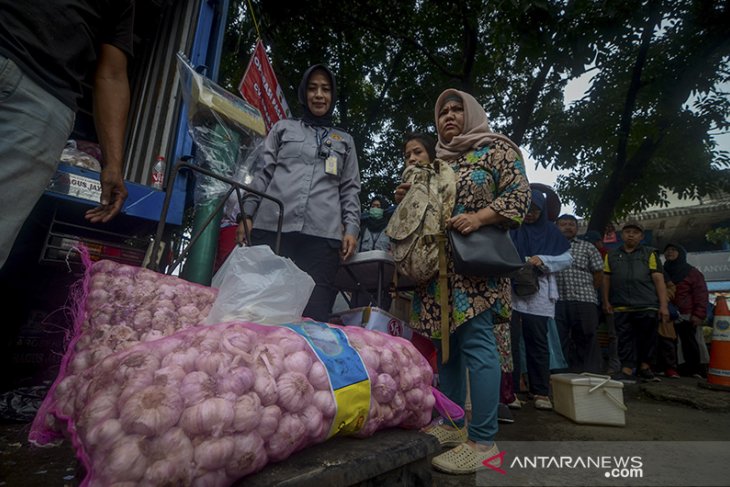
left=0, top=54, right=74, bottom=268
left=434, top=311, right=500, bottom=443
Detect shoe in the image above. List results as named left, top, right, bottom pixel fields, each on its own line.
left=534, top=396, right=553, bottom=410
left=498, top=403, right=514, bottom=424
left=611, top=372, right=637, bottom=384
left=422, top=421, right=467, bottom=448
left=432, top=442, right=500, bottom=474
left=507, top=398, right=523, bottom=410
left=692, top=373, right=704, bottom=379
left=665, top=368, right=680, bottom=379
left=638, top=368, right=661, bottom=383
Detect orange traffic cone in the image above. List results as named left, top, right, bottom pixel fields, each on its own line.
left=707, top=296, right=730, bottom=387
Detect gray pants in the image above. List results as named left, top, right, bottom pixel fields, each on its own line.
left=0, top=54, right=74, bottom=268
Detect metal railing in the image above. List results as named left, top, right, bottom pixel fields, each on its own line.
left=147, top=160, right=283, bottom=274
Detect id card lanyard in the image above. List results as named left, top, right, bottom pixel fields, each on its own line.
left=316, top=127, right=338, bottom=176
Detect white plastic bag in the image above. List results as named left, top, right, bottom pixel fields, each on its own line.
left=206, top=245, right=315, bottom=325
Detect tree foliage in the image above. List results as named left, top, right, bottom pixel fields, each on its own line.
left=531, top=0, right=730, bottom=231
left=218, top=0, right=730, bottom=228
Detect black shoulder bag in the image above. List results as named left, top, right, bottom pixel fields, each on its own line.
left=447, top=225, right=524, bottom=277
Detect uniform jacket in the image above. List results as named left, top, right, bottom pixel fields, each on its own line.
left=243, top=119, right=361, bottom=241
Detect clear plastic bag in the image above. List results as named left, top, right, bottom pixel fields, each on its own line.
left=206, top=245, right=315, bottom=325
left=175, top=53, right=266, bottom=205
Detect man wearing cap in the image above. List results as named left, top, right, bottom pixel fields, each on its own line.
left=555, top=214, right=604, bottom=374
left=602, top=221, right=669, bottom=383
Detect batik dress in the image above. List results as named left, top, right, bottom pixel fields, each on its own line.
left=409, top=140, right=530, bottom=372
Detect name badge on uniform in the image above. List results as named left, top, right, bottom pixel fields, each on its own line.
left=325, top=155, right=338, bottom=176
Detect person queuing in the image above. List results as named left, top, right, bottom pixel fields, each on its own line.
left=555, top=214, right=604, bottom=374
left=358, top=195, right=392, bottom=253
left=351, top=194, right=394, bottom=309
left=602, top=221, right=669, bottom=383
left=396, top=89, right=530, bottom=474
left=581, top=229, right=620, bottom=373
left=582, top=230, right=608, bottom=259
left=509, top=191, right=572, bottom=412
left=660, top=243, right=709, bottom=378
left=394, top=132, right=438, bottom=205
left=239, top=64, right=361, bottom=322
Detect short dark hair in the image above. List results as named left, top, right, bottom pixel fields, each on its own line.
left=404, top=132, right=437, bottom=163
left=557, top=214, right=577, bottom=222
left=371, top=194, right=389, bottom=207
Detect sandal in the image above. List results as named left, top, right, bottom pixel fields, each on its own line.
left=422, top=422, right=467, bottom=448
left=534, top=396, right=553, bottom=410
left=432, top=442, right=500, bottom=474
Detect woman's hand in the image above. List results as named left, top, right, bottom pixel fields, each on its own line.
left=527, top=255, right=544, bottom=267
left=341, top=234, right=357, bottom=261
left=236, top=217, right=253, bottom=245
left=446, top=213, right=482, bottom=235
left=393, top=182, right=411, bottom=204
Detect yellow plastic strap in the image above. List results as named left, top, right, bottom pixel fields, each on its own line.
left=438, top=233, right=449, bottom=364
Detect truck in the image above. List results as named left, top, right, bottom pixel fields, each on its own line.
left=0, top=0, right=238, bottom=391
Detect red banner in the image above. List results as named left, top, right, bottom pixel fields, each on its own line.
left=238, top=40, right=290, bottom=132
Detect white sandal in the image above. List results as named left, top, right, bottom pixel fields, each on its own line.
left=432, top=442, right=500, bottom=474
left=422, top=423, right=467, bottom=448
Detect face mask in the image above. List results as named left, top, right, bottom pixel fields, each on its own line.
left=369, top=207, right=384, bottom=219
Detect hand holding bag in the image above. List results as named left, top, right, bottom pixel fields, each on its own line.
left=510, top=263, right=542, bottom=296
left=447, top=225, right=523, bottom=277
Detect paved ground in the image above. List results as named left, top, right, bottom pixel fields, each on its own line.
left=1, top=376, right=729, bottom=486
left=432, top=377, right=730, bottom=486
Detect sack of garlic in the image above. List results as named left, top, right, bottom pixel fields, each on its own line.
left=45, top=320, right=440, bottom=486
left=30, top=259, right=218, bottom=446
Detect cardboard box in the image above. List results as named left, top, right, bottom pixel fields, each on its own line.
left=339, top=306, right=413, bottom=340
left=551, top=373, right=626, bottom=426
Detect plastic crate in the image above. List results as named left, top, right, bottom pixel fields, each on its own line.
left=339, top=306, right=413, bottom=340
left=551, top=373, right=626, bottom=426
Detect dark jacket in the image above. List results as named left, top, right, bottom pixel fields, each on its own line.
left=604, top=245, right=663, bottom=309
left=672, top=267, right=709, bottom=320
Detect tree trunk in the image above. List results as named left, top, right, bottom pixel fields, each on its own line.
left=511, top=63, right=551, bottom=146
left=586, top=0, right=661, bottom=232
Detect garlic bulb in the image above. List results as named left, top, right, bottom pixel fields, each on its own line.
left=120, top=386, right=184, bottom=437
left=233, top=392, right=262, bottom=433
left=373, top=373, right=397, bottom=404
left=266, top=414, right=306, bottom=462
left=143, top=458, right=192, bottom=487
left=253, top=371, right=278, bottom=406
left=195, top=350, right=229, bottom=376
left=252, top=343, right=285, bottom=378
left=180, top=397, right=235, bottom=437
left=307, top=361, right=330, bottom=391
left=96, top=434, right=147, bottom=483
left=276, top=372, right=313, bottom=413
left=257, top=405, right=281, bottom=439
left=83, top=417, right=124, bottom=451
left=79, top=390, right=118, bottom=428
left=193, top=436, right=235, bottom=471
left=225, top=432, right=267, bottom=478
left=283, top=351, right=313, bottom=374
left=180, top=371, right=216, bottom=407
left=217, top=366, right=254, bottom=397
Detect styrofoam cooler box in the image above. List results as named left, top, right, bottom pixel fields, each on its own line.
left=339, top=306, right=413, bottom=340
left=551, top=373, right=627, bottom=426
